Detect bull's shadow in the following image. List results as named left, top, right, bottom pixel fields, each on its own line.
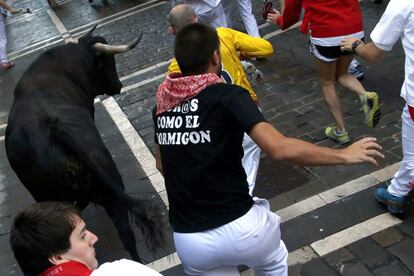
left=5, top=25, right=167, bottom=264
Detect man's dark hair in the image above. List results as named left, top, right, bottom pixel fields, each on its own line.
left=10, top=201, right=81, bottom=276
left=174, top=23, right=220, bottom=75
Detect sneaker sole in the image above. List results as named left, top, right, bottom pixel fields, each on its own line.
left=326, top=136, right=350, bottom=145
left=366, top=93, right=381, bottom=127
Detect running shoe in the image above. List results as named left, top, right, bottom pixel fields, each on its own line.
left=348, top=59, right=364, bottom=80
left=325, top=126, right=350, bottom=144
left=362, top=91, right=381, bottom=127
left=0, top=61, right=15, bottom=70
left=374, top=185, right=405, bottom=214
left=242, top=61, right=264, bottom=84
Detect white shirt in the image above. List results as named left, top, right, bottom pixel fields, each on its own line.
left=370, top=0, right=414, bottom=106
left=175, top=0, right=221, bottom=14
left=91, top=259, right=163, bottom=276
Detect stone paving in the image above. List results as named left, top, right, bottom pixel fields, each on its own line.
left=0, top=0, right=412, bottom=275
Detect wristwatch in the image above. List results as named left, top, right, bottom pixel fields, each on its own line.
left=351, top=40, right=362, bottom=53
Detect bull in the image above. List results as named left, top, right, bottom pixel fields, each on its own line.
left=5, top=26, right=166, bottom=263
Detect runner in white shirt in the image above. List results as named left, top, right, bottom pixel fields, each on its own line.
left=342, top=0, right=414, bottom=214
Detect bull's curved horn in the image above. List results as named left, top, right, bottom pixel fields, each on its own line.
left=93, top=31, right=143, bottom=55
left=82, top=24, right=98, bottom=39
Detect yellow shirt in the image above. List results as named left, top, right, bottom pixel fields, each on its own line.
left=168, top=27, right=274, bottom=103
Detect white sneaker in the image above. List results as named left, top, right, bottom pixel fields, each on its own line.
left=241, top=61, right=264, bottom=84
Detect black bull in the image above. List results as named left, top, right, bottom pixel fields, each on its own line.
left=5, top=27, right=166, bottom=262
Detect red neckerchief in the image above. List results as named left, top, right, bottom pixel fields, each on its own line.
left=39, top=261, right=92, bottom=276
left=409, top=105, right=414, bottom=122
left=156, top=72, right=223, bottom=115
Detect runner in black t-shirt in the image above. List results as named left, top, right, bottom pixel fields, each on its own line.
left=153, top=23, right=384, bottom=276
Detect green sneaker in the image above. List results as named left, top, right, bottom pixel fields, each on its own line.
left=325, top=126, right=350, bottom=144
left=362, top=92, right=381, bottom=127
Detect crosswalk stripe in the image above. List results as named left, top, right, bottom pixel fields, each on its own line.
left=276, top=163, right=399, bottom=222
left=101, top=97, right=168, bottom=207
left=121, top=74, right=165, bottom=93
left=310, top=213, right=402, bottom=256
left=120, top=59, right=172, bottom=82
left=241, top=213, right=402, bottom=275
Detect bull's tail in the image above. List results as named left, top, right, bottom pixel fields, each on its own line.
left=46, top=109, right=167, bottom=257
left=113, top=188, right=167, bottom=254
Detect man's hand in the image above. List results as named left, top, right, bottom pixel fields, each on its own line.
left=266, top=9, right=281, bottom=24
left=341, top=137, right=384, bottom=166
left=9, top=8, right=18, bottom=14
left=341, top=37, right=360, bottom=52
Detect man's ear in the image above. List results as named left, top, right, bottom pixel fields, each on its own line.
left=48, top=255, right=66, bottom=266
left=212, top=50, right=220, bottom=66
left=168, top=26, right=175, bottom=35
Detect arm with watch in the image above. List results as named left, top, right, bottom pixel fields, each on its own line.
left=341, top=37, right=385, bottom=63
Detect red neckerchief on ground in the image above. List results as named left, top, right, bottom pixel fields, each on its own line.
left=156, top=72, right=223, bottom=115
left=39, top=261, right=92, bottom=276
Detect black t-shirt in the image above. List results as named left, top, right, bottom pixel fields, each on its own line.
left=153, top=83, right=266, bottom=233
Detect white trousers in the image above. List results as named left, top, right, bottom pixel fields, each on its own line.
left=197, top=2, right=229, bottom=29
left=388, top=104, right=414, bottom=197
left=173, top=199, right=288, bottom=276
left=242, top=133, right=261, bottom=195
left=0, top=15, right=8, bottom=62
left=222, top=0, right=260, bottom=37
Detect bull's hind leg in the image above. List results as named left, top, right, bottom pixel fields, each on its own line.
left=103, top=201, right=142, bottom=262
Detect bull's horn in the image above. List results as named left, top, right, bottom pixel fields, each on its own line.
left=82, top=24, right=98, bottom=39
left=93, top=31, right=143, bottom=54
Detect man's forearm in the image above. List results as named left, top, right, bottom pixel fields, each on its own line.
left=266, top=136, right=347, bottom=166
left=0, top=0, right=13, bottom=11
left=250, top=122, right=382, bottom=167
left=354, top=42, right=384, bottom=63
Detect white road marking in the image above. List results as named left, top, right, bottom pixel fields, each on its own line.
left=101, top=97, right=168, bottom=207
left=276, top=164, right=399, bottom=223
left=263, top=21, right=302, bottom=40
left=47, top=9, right=71, bottom=40
left=288, top=246, right=319, bottom=266
left=121, top=74, right=165, bottom=93
left=311, top=213, right=402, bottom=256
left=70, top=1, right=166, bottom=38
left=119, top=59, right=172, bottom=82
left=8, top=35, right=62, bottom=61
left=6, top=0, right=164, bottom=61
